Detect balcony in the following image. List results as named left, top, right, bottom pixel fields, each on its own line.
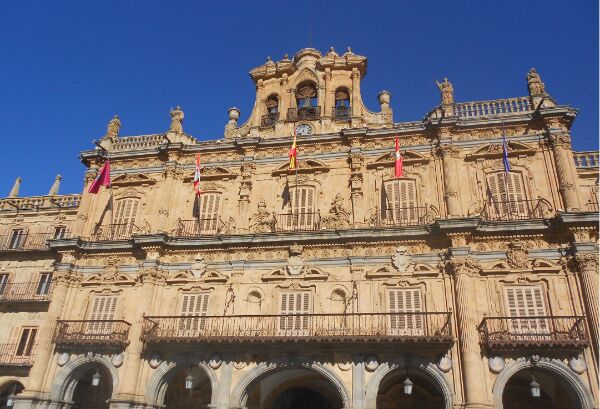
left=287, top=106, right=321, bottom=122
left=332, top=106, right=351, bottom=122
left=90, top=223, right=138, bottom=241
left=261, top=112, right=279, bottom=128
left=141, top=312, right=453, bottom=345
left=53, top=320, right=131, bottom=348
left=478, top=316, right=588, bottom=351
left=573, top=151, right=598, bottom=169
left=0, top=344, right=34, bottom=367
left=274, top=212, right=320, bottom=232
left=0, top=282, right=52, bottom=304
left=0, top=232, right=54, bottom=251
left=176, top=219, right=221, bottom=237
left=482, top=199, right=547, bottom=221
left=376, top=207, right=432, bottom=227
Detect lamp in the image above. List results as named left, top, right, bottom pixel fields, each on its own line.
left=91, top=369, right=101, bottom=387
left=529, top=373, right=541, bottom=398
left=6, top=386, right=16, bottom=407
left=403, top=368, right=413, bottom=395
left=185, top=373, right=194, bottom=390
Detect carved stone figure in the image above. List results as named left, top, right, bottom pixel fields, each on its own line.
left=169, top=106, right=184, bottom=133
left=105, top=115, right=121, bottom=140
left=527, top=68, right=545, bottom=96
left=249, top=198, right=275, bottom=233
left=436, top=78, right=454, bottom=105
left=321, top=194, right=350, bottom=229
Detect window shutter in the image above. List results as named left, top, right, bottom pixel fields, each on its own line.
left=113, top=198, right=139, bottom=234
left=279, top=292, right=311, bottom=333
left=487, top=172, right=528, bottom=218
left=287, top=187, right=316, bottom=229
left=388, top=289, right=423, bottom=334
left=383, top=180, right=417, bottom=224
left=36, top=273, right=52, bottom=295
left=87, top=296, right=118, bottom=333
left=504, top=286, right=548, bottom=334
left=16, top=327, right=37, bottom=357
left=0, top=274, right=8, bottom=294
left=179, top=293, right=210, bottom=332
left=197, top=193, right=221, bottom=234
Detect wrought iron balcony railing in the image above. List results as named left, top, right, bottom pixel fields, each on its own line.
left=0, top=344, right=34, bottom=367
left=261, top=112, right=279, bottom=128
left=0, top=232, right=56, bottom=251
left=54, top=320, right=131, bottom=348
left=287, top=106, right=321, bottom=122
left=90, top=223, right=138, bottom=241
left=376, top=207, right=431, bottom=227
left=0, top=282, right=52, bottom=303
left=332, top=106, right=351, bottom=122
left=478, top=316, right=588, bottom=350
left=176, top=219, right=222, bottom=237
left=141, top=312, right=453, bottom=345
left=482, top=198, right=547, bottom=221
left=274, top=212, right=320, bottom=232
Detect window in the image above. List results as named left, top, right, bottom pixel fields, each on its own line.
left=112, top=198, right=139, bottom=237
left=504, top=286, right=549, bottom=336
left=15, top=327, right=37, bottom=357
left=8, top=229, right=26, bottom=250
left=281, top=186, right=316, bottom=230
left=279, top=292, right=311, bottom=334
left=192, top=192, right=222, bottom=234
left=87, top=296, right=118, bottom=333
left=296, top=82, right=318, bottom=108
left=266, top=95, right=279, bottom=114
left=178, top=293, right=210, bottom=333
left=36, top=273, right=52, bottom=296
left=388, top=289, right=423, bottom=335
left=486, top=171, right=528, bottom=218
left=335, top=89, right=350, bottom=107
left=53, top=226, right=67, bottom=239
left=0, top=274, right=8, bottom=295
left=382, top=179, right=418, bottom=225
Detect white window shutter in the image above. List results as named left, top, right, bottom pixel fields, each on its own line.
left=388, top=289, right=423, bottom=335
left=384, top=180, right=417, bottom=224
left=87, top=296, right=118, bottom=333
left=179, top=293, right=210, bottom=332
left=279, top=292, right=311, bottom=333
left=504, top=286, right=548, bottom=335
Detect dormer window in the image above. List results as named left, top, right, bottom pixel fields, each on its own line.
left=333, top=88, right=351, bottom=121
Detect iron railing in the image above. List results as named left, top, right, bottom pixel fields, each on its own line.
left=90, top=223, right=138, bottom=241
left=287, top=106, right=321, bottom=122
left=261, top=112, right=279, bottom=128
left=332, top=106, right=351, bottom=121
left=478, top=316, right=588, bottom=350
left=141, top=312, right=453, bottom=344
left=176, top=219, right=221, bottom=237
left=0, top=281, right=52, bottom=303
left=482, top=199, right=546, bottom=221
left=274, top=212, right=320, bottom=232
left=376, top=207, right=431, bottom=227
left=0, top=344, right=34, bottom=366
left=54, top=320, right=131, bottom=348
left=0, top=232, right=55, bottom=251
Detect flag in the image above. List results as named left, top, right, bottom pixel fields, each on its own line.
left=502, top=133, right=511, bottom=173
left=288, top=130, right=297, bottom=170
left=88, top=161, right=111, bottom=194
left=193, top=152, right=201, bottom=195
left=394, top=136, right=403, bottom=178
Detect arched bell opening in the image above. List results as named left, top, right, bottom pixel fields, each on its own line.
left=163, top=366, right=212, bottom=409
left=245, top=368, right=343, bottom=409
left=71, top=365, right=112, bottom=409
left=376, top=367, right=444, bottom=409
left=0, top=381, right=24, bottom=408
left=502, top=368, right=576, bottom=409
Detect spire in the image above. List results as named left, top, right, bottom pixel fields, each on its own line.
left=48, top=174, right=62, bottom=196
left=8, top=177, right=22, bottom=198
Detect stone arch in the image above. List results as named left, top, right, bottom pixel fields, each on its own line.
left=492, top=359, right=594, bottom=409
left=364, top=356, right=453, bottom=409
left=49, top=355, right=118, bottom=402
left=145, top=354, right=218, bottom=407
left=231, top=358, right=351, bottom=409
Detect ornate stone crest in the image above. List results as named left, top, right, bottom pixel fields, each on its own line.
left=191, top=255, right=208, bottom=277
left=392, top=246, right=412, bottom=272
left=506, top=242, right=529, bottom=269
left=287, top=244, right=305, bottom=276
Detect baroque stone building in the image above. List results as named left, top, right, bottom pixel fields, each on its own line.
left=0, top=47, right=598, bottom=409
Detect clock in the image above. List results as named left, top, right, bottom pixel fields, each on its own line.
left=295, top=123, right=313, bottom=136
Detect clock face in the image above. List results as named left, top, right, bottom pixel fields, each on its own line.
left=295, top=124, right=313, bottom=136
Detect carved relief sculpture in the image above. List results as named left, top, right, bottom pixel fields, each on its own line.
left=321, top=194, right=350, bottom=229
left=169, top=106, right=184, bottom=133
left=249, top=198, right=275, bottom=233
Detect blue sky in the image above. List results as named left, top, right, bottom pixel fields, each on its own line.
left=0, top=0, right=597, bottom=196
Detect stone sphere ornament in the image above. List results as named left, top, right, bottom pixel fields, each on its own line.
left=228, top=107, right=240, bottom=122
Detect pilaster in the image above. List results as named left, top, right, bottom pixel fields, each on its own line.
left=547, top=131, right=582, bottom=211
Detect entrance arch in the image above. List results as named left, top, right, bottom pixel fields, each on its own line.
left=493, top=360, right=594, bottom=409
left=376, top=368, right=444, bottom=409
left=0, top=381, right=24, bottom=408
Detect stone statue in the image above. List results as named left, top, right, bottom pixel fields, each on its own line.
left=321, top=194, right=350, bottom=229
left=169, top=106, right=184, bottom=133
left=105, top=115, right=121, bottom=140
left=249, top=198, right=275, bottom=233
left=436, top=78, right=454, bottom=105
left=527, top=68, right=545, bottom=96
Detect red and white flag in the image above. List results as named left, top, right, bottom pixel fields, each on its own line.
left=193, top=152, right=201, bottom=196
left=88, top=161, right=111, bottom=194
left=394, top=136, right=403, bottom=178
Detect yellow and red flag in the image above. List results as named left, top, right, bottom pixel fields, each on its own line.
left=394, top=136, right=403, bottom=178
left=193, top=152, right=201, bottom=195
left=288, top=130, right=297, bottom=170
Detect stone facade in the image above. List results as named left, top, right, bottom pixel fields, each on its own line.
left=0, top=48, right=598, bottom=409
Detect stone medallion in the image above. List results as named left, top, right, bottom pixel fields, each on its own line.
left=568, top=356, right=587, bottom=374
left=365, top=356, right=379, bottom=372
left=112, top=353, right=124, bottom=368
left=437, top=355, right=452, bottom=373
left=57, top=352, right=70, bottom=367
left=488, top=356, right=505, bottom=374
left=149, top=353, right=162, bottom=369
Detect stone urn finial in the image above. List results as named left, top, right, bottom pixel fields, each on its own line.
left=378, top=90, right=391, bottom=109
left=228, top=107, right=240, bottom=126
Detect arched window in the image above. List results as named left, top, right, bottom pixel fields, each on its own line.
left=333, top=88, right=351, bottom=121
left=112, top=197, right=139, bottom=237
left=262, top=95, right=279, bottom=128
left=381, top=179, right=419, bottom=226
left=296, top=82, right=318, bottom=108
left=266, top=95, right=279, bottom=113
left=486, top=171, right=528, bottom=219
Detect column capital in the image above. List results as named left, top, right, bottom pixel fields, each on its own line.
left=547, top=132, right=572, bottom=149
left=574, top=253, right=599, bottom=273
left=53, top=269, right=83, bottom=287
left=445, top=257, right=481, bottom=277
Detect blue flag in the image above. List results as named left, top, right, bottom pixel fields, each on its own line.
left=502, top=133, right=511, bottom=173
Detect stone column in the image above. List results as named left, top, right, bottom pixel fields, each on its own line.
left=548, top=132, right=581, bottom=211
left=446, top=257, right=490, bottom=408
left=323, top=68, right=332, bottom=118
left=575, top=253, right=599, bottom=351
left=438, top=144, right=462, bottom=218
left=351, top=68, right=360, bottom=118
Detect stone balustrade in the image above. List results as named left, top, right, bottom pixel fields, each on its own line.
left=0, top=194, right=81, bottom=211
left=111, top=134, right=166, bottom=151
left=573, top=151, right=599, bottom=169
left=454, top=96, right=532, bottom=118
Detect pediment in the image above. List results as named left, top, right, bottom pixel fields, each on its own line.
left=167, top=269, right=229, bottom=283
left=412, top=263, right=439, bottom=276
left=262, top=266, right=329, bottom=281
left=201, top=270, right=229, bottom=283
left=111, top=173, right=156, bottom=186
left=167, top=270, right=195, bottom=284
left=365, top=265, right=400, bottom=278
left=366, top=150, right=430, bottom=169
left=465, top=141, right=536, bottom=161
left=272, top=159, right=330, bottom=176
left=82, top=272, right=135, bottom=285
left=481, top=260, right=512, bottom=274
left=531, top=258, right=562, bottom=273
left=184, top=166, right=237, bottom=182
